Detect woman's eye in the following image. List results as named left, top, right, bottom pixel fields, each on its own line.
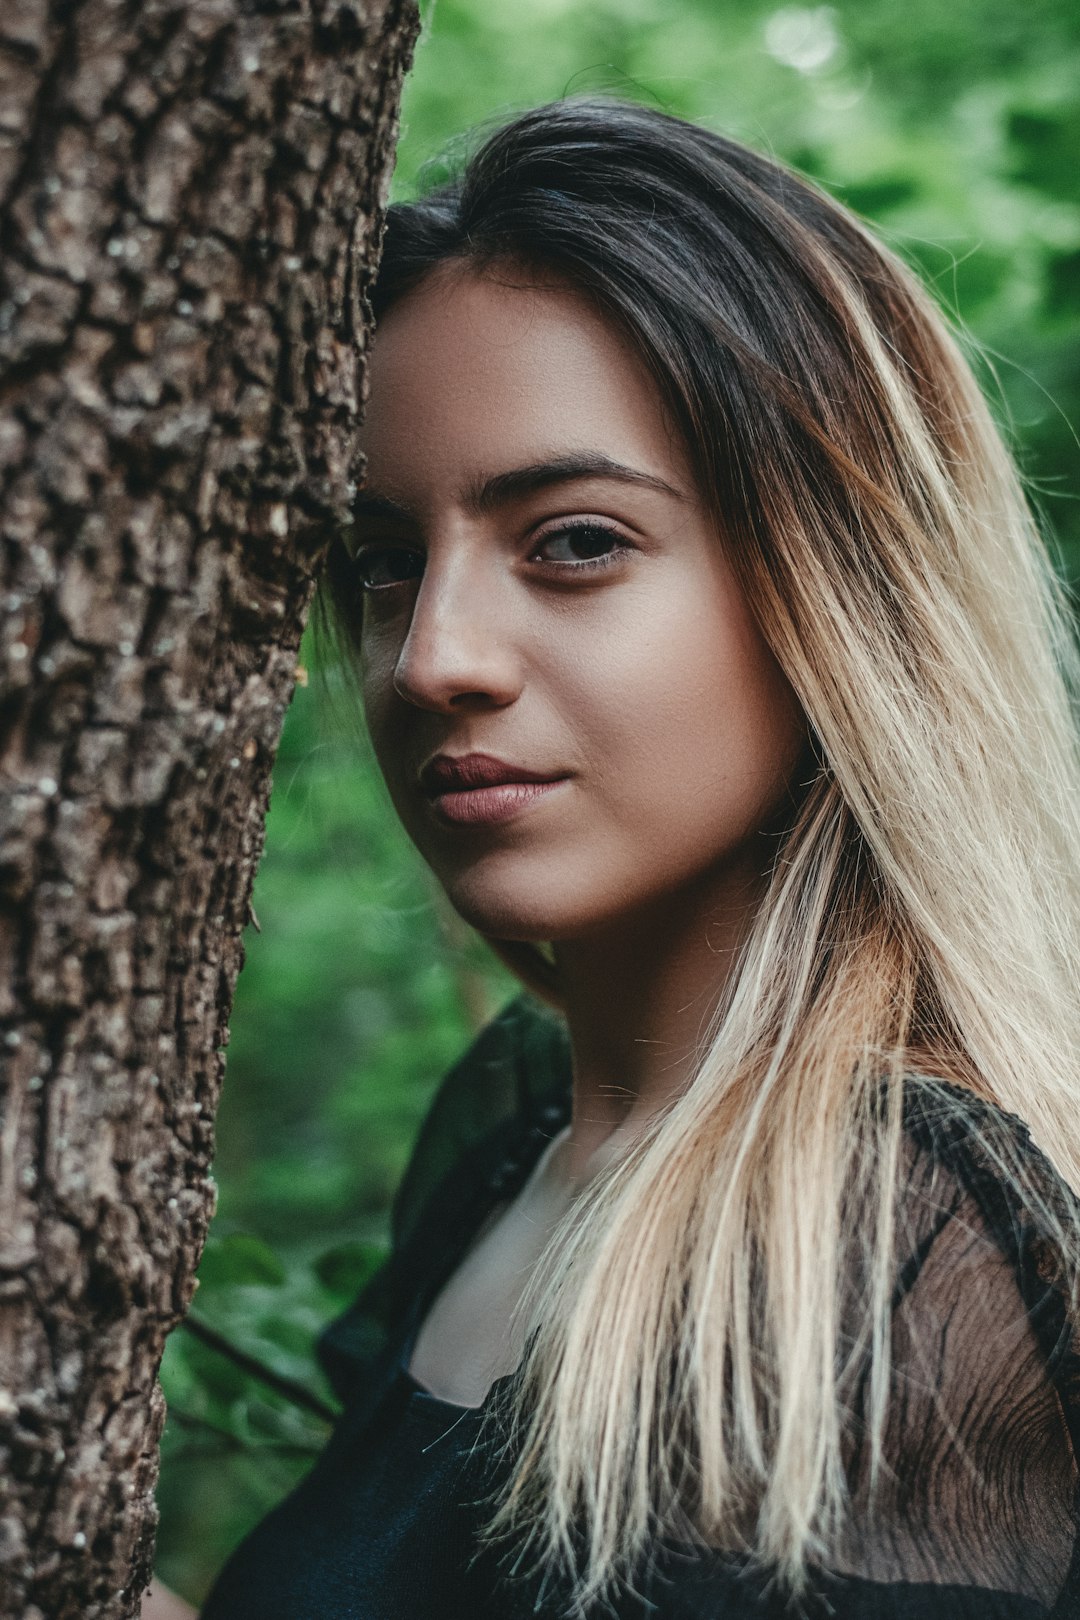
left=531, top=522, right=629, bottom=570
left=353, top=546, right=424, bottom=591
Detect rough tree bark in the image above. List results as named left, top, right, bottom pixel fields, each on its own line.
left=0, top=1, right=418, bottom=1615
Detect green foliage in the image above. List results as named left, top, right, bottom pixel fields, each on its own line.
left=195, top=1234, right=287, bottom=1292
left=157, top=1225, right=383, bottom=1601
left=155, top=0, right=1080, bottom=1603
left=312, top=1240, right=389, bottom=1299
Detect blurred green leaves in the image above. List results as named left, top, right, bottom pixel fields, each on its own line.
left=158, top=1222, right=393, bottom=1600
left=313, top=1241, right=389, bottom=1300
left=206, top=665, right=511, bottom=1248
left=196, top=1234, right=287, bottom=1292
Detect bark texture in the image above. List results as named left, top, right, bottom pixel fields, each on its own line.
left=0, top=1, right=418, bottom=1614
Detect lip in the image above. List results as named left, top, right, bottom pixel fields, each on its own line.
left=418, top=752, right=570, bottom=827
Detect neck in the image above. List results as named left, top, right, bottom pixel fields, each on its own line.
left=548, top=852, right=764, bottom=1189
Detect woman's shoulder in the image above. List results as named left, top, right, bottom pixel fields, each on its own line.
left=388, top=991, right=572, bottom=1254
left=892, top=1075, right=1080, bottom=1387
left=826, top=1077, right=1080, bottom=1608
left=316, top=994, right=570, bottom=1402
left=897, top=1075, right=1080, bottom=1289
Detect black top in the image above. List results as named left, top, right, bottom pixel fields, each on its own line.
left=201, top=994, right=1080, bottom=1619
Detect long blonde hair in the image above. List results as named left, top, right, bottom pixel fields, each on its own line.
left=318, top=97, right=1080, bottom=1613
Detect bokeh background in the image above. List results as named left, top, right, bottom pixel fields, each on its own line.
left=155, top=0, right=1080, bottom=1601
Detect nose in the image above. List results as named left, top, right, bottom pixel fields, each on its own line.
left=391, top=547, right=522, bottom=714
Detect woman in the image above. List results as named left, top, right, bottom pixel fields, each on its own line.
left=161, top=97, right=1080, bottom=1618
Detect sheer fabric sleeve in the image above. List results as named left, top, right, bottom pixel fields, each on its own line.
left=633, top=1086, right=1080, bottom=1619
left=822, top=1086, right=1080, bottom=1614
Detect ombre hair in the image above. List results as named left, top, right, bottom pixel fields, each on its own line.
left=316, top=97, right=1080, bottom=1612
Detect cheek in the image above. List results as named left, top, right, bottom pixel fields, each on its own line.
left=565, top=589, right=803, bottom=850
left=358, top=621, right=405, bottom=747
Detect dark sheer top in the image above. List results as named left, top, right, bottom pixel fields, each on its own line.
left=201, top=993, right=1080, bottom=1619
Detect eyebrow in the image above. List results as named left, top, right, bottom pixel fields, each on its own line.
left=351, top=452, right=687, bottom=527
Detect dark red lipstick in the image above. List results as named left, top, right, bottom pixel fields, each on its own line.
left=418, top=753, right=570, bottom=826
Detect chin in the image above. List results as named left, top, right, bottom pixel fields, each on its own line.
left=445, top=893, right=565, bottom=943
left=439, top=873, right=589, bottom=943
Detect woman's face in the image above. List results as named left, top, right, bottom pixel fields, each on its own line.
left=355, top=265, right=806, bottom=943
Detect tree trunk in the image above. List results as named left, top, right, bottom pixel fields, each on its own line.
left=0, top=2, right=418, bottom=1615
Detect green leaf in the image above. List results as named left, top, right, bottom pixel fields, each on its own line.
left=197, top=1233, right=287, bottom=1292
left=1008, top=105, right=1080, bottom=202
left=312, top=1240, right=388, bottom=1301
left=837, top=175, right=919, bottom=218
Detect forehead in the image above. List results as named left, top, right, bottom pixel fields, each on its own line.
left=359, top=265, right=691, bottom=499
